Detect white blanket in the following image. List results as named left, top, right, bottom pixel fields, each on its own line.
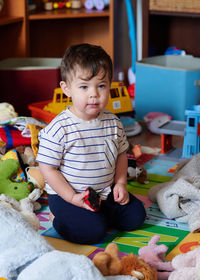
left=148, top=153, right=200, bottom=232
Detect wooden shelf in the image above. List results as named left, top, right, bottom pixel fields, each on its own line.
left=29, top=8, right=110, bottom=20
left=0, top=0, right=113, bottom=60
left=28, top=2, right=114, bottom=60
left=0, top=16, right=24, bottom=26
left=0, top=0, right=114, bottom=114
left=143, top=0, right=200, bottom=58
left=150, top=10, right=200, bottom=18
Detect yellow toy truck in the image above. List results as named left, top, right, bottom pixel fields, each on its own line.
left=43, top=82, right=133, bottom=116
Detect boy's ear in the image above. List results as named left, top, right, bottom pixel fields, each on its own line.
left=60, top=81, right=71, bottom=97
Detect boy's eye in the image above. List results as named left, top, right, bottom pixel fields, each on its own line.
left=99, top=84, right=105, bottom=89
left=80, top=86, right=87, bottom=90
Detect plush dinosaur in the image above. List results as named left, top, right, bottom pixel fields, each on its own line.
left=0, top=159, right=32, bottom=201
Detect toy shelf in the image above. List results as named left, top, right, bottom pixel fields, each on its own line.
left=29, top=8, right=110, bottom=20
left=0, top=0, right=113, bottom=61
left=28, top=2, right=114, bottom=60
left=143, top=2, right=200, bottom=58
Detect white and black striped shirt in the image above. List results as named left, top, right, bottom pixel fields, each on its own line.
left=36, top=108, right=129, bottom=199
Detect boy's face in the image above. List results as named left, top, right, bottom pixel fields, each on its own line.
left=60, top=67, right=111, bottom=120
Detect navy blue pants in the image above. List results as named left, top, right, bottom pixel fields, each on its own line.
left=49, top=191, right=146, bottom=244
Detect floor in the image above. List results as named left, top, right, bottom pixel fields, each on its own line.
left=128, top=121, right=184, bottom=150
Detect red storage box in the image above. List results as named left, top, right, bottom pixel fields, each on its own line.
left=0, top=58, right=61, bottom=116
left=28, top=101, right=57, bottom=123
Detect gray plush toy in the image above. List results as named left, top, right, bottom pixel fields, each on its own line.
left=0, top=205, right=136, bottom=280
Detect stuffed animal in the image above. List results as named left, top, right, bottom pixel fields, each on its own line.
left=127, top=158, right=149, bottom=184
left=93, top=243, right=157, bottom=279
left=0, top=188, right=41, bottom=231
left=0, top=204, right=139, bottom=280
left=121, top=254, right=157, bottom=280
left=16, top=145, right=36, bottom=167
left=0, top=159, right=32, bottom=200
left=2, top=148, right=45, bottom=191
left=138, top=235, right=174, bottom=280
left=2, top=149, right=27, bottom=182
left=0, top=102, right=18, bottom=122
left=26, top=166, right=45, bottom=191
left=169, top=247, right=200, bottom=280
left=93, top=243, right=122, bottom=276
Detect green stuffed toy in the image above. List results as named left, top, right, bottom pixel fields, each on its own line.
left=0, top=159, right=32, bottom=201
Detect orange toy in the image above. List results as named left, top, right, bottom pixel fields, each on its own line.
left=93, top=243, right=157, bottom=280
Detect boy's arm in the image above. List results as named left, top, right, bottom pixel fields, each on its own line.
left=113, top=152, right=129, bottom=205
left=39, top=163, right=92, bottom=210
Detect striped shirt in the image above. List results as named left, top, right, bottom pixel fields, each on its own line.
left=36, top=108, right=129, bottom=199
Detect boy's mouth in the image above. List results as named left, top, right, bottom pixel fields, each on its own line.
left=88, top=103, right=99, bottom=107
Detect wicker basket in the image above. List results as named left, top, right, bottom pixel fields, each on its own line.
left=149, top=0, right=200, bottom=13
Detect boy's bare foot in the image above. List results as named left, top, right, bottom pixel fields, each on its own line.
left=49, top=211, right=55, bottom=222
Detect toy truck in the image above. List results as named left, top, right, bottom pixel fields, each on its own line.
left=43, top=81, right=134, bottom=116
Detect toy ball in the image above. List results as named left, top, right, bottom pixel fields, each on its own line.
left=65, top=1, right=71, bottom=8
left=58, top=1, right=64, bottom=8
left=53, top=2, right=59, bottom=8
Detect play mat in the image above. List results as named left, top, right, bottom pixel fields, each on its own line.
left=36, top=150, right=200, bottom=263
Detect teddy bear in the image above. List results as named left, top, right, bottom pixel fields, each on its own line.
left=138, top=235, right=174, bottom=280
left=92, top=243, right=157, bottom=279
left=168, top=247, right=200, bottom=280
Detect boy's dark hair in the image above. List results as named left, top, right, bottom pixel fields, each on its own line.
left=60, top=43, right=113, bottom=83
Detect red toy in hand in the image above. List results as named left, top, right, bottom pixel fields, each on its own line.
left=84, top=187, right=101, bottom=212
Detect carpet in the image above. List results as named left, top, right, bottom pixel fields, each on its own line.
left=36, top=150, right=200, bottom=262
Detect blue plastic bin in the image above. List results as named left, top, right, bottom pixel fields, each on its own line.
left=135, top=55, right=200, bottom=121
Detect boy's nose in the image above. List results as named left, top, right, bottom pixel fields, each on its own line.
left=90, top=89, right=99, bottom=98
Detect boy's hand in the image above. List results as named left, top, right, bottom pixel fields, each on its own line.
left=113, top=183, right=129, bottom=205
left=71, top=190, right=95, bottom=211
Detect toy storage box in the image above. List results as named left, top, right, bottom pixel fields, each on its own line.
left=135, top=55, right=200, bottom=121
left=0, top=58, right=61, bottom=116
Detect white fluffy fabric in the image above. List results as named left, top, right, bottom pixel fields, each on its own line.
left=0, top=205, right=53, bottom=279
left=169, top=247, right=200, bottom=279
left=148, top=153, right=200, bottom=232
left=0, top=205, right=136, bottom=280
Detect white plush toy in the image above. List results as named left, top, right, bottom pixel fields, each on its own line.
left=0, top=102, right=18, bottom=122
left=0, top=188, right=41, bottom=231
left=0, top=205, right=136, bottom=280
left=169, top=247, right=200, bottom=279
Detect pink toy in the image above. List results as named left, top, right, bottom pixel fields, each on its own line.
left=144, top=112, right=172, bottom=134
left=169, top=247, right=200, bottom=280
left=138, top=235, right=174, bottom=280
